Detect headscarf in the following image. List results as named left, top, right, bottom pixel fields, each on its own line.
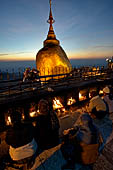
left=103, top=86, right=110, bottom=94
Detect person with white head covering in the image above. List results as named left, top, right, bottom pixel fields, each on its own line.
left=103, top=86, right=110, bottom=94
left=103, top=86, right=113, bottom=114
left=87, top=90, right=107, bottom=119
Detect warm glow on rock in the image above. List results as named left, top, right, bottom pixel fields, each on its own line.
left=36, top=45, right=72, bottom=78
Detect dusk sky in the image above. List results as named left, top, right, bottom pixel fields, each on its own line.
left=0, top=0, right=113, bottom=61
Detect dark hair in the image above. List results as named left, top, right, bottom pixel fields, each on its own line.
left=91, top=107, right=107, bottom=119
left=90, top=91, right=98, bottom=98
left=10, top=111, right=22, bottom=124
left=38, top=99, right=49, bottom=107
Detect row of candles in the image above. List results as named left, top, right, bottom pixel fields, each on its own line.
left=5, top=89, right=104, bottom=126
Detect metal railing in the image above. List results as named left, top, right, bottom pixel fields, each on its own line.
left=0, top=66, right=107, bottom=81
left=0, top=67, right=113, bottom=100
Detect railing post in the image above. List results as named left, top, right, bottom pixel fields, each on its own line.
left=59, top=67, right=61, bottom=75
left=0, top=71, right=3, bottom=80
left=55, top=67, right=56, bottom=76
left=18, top=68, right=21, bottom=79
left=47, top=67, right=49, bottom=75
left=52, top=68, right=53, bottom=80
left=6, top=70, right=10, bottom=80
left=44, top=67, right=45, bottom=76
left=63, top=67, right=64, bottom=74
left=12, top=69, right=15, bottom=80
left=39, top=68, right=40, bottom=76
left=19, top=81, right=22, bottom=92
left=43, top=68, right=46, bottom=83
left=66, top=67, right=68, bottom=77
left=8, top=86, right=10, bottom=96
left=58, top=67, right=60, bottom=75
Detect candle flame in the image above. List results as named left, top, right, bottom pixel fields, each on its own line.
left=89, top=93, right=91, bottom=98
left=67, top=97, right=76, bottom=105
left=99, top=90, right=103, bottom=94
left=22, top=113, right=25, bottom=120
left=29, top=111, right=37, bottom=117
left=29, top=110, right=39, bottom=117
left=53, top=97, right=63, bottom=110
left=6, top=116, right=12, bottom=125
left=79, top=93, right=86, bottom=101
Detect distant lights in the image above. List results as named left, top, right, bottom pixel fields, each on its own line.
left=106, top=58, right=112, bottom=63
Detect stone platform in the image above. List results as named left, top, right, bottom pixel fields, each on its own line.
left=0, top=112, right=113, bottom=170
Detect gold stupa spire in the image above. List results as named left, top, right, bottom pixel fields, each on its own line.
left=44, top=0, right=59, bottom=46
left=36, top=0, right=72, bottom=78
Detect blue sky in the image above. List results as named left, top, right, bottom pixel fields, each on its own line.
left=0, top=0, right=113, bottom=61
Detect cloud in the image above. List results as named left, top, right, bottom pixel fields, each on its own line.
left=0, top=52, right=32, bottom=56
left=93, top=45, right=113, bottom=49
left=0, top=54, right=9, bottom=56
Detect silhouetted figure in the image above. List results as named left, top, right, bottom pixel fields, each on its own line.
left=34, top=99, right=60, bottom=150
left=23, top=68, right=40, bottom=82
left=5, top=111, right=37, bottom=169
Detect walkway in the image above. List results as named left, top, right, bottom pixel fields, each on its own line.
left=0, top=108, right=113, bottom=170
left=31, top=111, right=113, bottom=170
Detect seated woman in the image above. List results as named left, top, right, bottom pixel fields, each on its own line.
left=34, top=99, right=60, bottom=150
left=61, top=113, right=100, bottom=170
left=5, top=111, right=37, bottom=169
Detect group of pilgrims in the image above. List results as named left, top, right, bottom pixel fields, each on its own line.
left=3, top=85, right=113, bottom=170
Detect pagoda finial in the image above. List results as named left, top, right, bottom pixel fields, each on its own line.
left=47, top=0, right=55, bottom=25
left=44, top=0, right=59, bottom=46
left=50, top=0, right=51, bottom=9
